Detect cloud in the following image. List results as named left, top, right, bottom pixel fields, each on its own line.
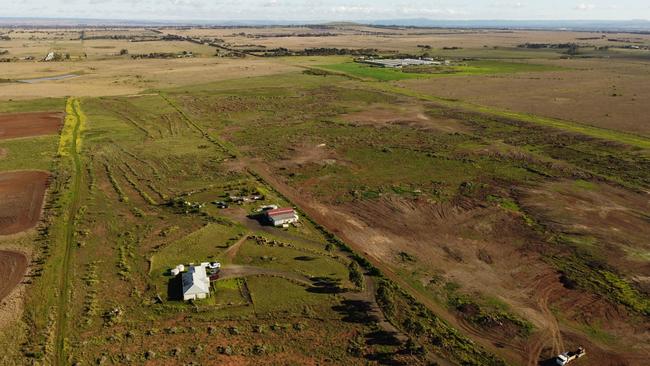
left=491, top=1, right=525, bottom=9
left=574, top=3, right=596, bottom=11
left=262, top=0, right=280, bottom=7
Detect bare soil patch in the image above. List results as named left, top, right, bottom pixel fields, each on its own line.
left=341, top=103, right=466, bottom=133
left=0, top=171, right=50, bottom=235
left=0, top=251, right=27, bottom=303
left=281, top=143, right=342, bottom=168
left=0, top=148, right=6, bottom=160
left=0, top=112, right=63, bottom=140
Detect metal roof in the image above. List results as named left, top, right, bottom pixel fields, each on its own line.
left=266, top=207, right=296, bottom=217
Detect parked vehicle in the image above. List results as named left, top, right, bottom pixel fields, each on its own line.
left=555, top=347, right=586, bottom=365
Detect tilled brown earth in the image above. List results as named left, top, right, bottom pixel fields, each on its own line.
left=0, top=170, right=50, bottom=235
left=0, top=251, right=27, bottom=302
left=0, top=112, right=63, bottom=140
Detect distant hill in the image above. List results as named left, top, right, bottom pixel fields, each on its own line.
left=367, top=19, right=650, bottom=31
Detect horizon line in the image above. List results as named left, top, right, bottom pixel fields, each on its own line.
left=1, top=16, right=649, bottom=23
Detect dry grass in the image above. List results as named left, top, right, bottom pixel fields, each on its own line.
left=399, top=58, right=650, bottom=135
left=0, top=58, right=298, bottom=100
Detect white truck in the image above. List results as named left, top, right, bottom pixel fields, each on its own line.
left=555, top=347, right=586, bottom=365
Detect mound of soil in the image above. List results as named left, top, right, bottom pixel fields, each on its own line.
left=0, top=171, right=50, bottom=235
left=0, top=251, right=27, bottom=302
left=0, top=111, right=63, bottom=140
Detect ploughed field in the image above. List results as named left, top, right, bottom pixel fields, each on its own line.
left=0, top=170, right=50, bottom=235
left=0, top=101, right=62, bottom=362
left=0, top=251, right=28, bottom=302
left=0, top=112, right=63, bottom=140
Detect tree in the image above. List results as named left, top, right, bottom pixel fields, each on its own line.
left=119, top=49, right=129, bottom=56
left=566, top=43, right=579, bottom=56
left=348, top=260, right=365, bottom=290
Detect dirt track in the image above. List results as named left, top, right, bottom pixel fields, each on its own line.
left=223, top=234, right=250, bottom=261
left=0, top=170, right=50, bottom=235
left=0, top=112, right=63, bottom=140
left=0, top=251, right=27, bottom=302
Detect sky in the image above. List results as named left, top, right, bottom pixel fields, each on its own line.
left=3, top=0, right=650, bottom=21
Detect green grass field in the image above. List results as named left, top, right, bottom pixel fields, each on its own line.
left=0, top=98, right=65, bottom=113
left=0, top=135, right=59, bottom=171
left=319, top=59, right=562, bottom=81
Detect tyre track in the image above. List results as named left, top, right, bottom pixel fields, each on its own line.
left=527, top=273, right=565, bottom=365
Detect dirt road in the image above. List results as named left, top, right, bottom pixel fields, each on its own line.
left=223, top=234, right=250, bottom=261
left=0, top=251, right=28, bottom=303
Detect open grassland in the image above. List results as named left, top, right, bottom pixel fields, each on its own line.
left=1, top=25, right=650, bottom=366
left=160, top=70, right=649, bottom=365
left=0, top=58, right=298, bottom=100
left=0, top=91, right=433, bottom=366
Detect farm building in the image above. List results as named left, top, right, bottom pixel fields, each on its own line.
left=265, top=207, right=299, bottom=227
left=181, top=264, right=211, bottom=301
left=360, top=58, right=441, bottom=68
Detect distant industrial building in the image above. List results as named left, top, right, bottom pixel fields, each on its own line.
left=359, top=58, right=441, bottom=68
left=265, top=207, right=299, bottom=227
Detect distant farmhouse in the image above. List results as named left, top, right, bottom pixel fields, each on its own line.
left=359, top=58, right=441, bottom=68
left=265, top=207, right=299, bottom=227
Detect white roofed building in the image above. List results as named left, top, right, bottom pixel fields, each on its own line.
left=181, top=264, right=210, bottom=301
left=265, top=207, right=299, bottom=227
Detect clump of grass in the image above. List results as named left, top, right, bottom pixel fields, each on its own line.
left=552, top=255, right=650, bottom=316
left=104, top=163, right=128, bottom=202
left=119, top=167, right=157, bottom=205
left=82, top=261, right=101, bottom=324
